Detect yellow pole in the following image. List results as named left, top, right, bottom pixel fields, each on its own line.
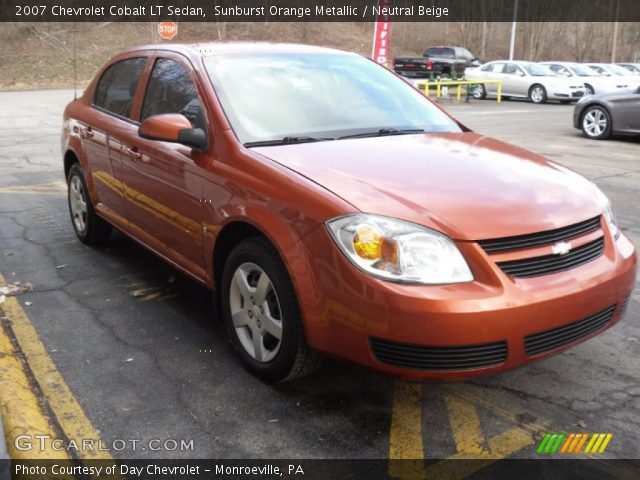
left=497, top=81, right=502, bottom=103
left=457, top=84, right=462, bottom=101
left=436, top=83, right=441, bottom=98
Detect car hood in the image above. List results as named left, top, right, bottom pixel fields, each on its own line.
left=253, top=132, right=602, bottom=241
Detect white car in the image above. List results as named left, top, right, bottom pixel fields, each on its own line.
left=616, top=63, right=640, bottom=75
left=584, top=63, right=640, bottom=90
left=541, top=62, right=634, bottom=95
left=465, top=61, right=586, bottom=103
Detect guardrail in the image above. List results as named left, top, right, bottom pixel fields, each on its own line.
left=416, top=79, right=503, bottom=103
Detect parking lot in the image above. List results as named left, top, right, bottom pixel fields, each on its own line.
left=0, top=90, right=638, bottom=474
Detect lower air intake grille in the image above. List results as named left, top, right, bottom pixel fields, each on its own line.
left=370, top=338, right=507, bottom=371
left=524, top=304, right=616, bottom=357
left=496, top=237, right=604, bottom=278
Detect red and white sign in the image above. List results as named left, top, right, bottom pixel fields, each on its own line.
left=371, top=0, right=392, bottom=65
left=158, top=21, right=178, bottom=40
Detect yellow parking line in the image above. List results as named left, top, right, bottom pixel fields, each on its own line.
left=444, top=395, right=484, bottom=456
left=0, top=320, right=69, bottom=459
left=388, top=381, right=426, bottom=479
left=0, top=272, right=112, bottom=460
left=0, top=181, right=66, bottom=196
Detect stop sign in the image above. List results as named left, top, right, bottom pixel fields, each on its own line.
left=158, top=21, right=177, bottom=40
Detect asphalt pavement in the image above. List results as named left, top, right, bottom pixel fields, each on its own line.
left=0, top=90, right=638, bottom=469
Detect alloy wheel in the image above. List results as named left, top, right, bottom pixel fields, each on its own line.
left=583, top=108, right=607, bottom=137
left=229, top=262, right=283, bottom=363
left=69, top=175, right=88, bottom=233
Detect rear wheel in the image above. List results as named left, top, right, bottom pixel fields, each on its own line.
left=581, top=105, right=612, bottom=140
left=221, top=237, right=322, bottom=382
left=67, top=163, right=112, bottom=244
left=529, top=84, right=547, bottom=104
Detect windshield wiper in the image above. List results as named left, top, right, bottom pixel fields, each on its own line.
left=244, top=136, right=333, bottom=147
left=338, top=128, right=425, bottom=140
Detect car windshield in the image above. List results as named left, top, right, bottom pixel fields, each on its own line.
left=569, top=64, right=598, bottom=77
left=204, top=53, right=461, bottom=145
left=523, top=63, right=555, bottom=76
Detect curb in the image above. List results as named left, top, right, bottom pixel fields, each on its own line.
left=0, top=411, right=9, bottom=480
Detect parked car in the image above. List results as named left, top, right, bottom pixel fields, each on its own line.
left=393, top=46, right=480, bottom=78
left=62, top=43, right=636, bottom=382
left=540, top=61, right=633, bottom=95
left=584, top=63, right=640, bottom=89
left=465, top=61, right=586, bottom=103
left=574, top=86, right=640, bottom=139
left=617, top=63, right=640, bottom=74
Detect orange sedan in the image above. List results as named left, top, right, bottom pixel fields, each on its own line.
left=62, top=43, right=637, bottom=381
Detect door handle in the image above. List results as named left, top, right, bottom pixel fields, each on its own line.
left=80, top=126, right=94, bottom=138
left=126, top=147, right=142, bottom=161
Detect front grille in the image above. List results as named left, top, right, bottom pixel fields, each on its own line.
left=478, top=217, right=601, bottom=253
left=620, top=294, right=632, bottom=317
left=496, top=237, right=604, bottom=278
left=524, top=304, right=616, bottom=357
left=370, top=338, right=507, bottom=371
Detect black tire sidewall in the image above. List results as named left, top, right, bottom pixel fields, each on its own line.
left=221, top=239, right=302, bottom=382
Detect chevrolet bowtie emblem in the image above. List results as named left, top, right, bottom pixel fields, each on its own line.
left=552, top=241, right=572, bottom=255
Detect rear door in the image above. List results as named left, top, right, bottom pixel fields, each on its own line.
left=120, top=53, right=209, bottom=278
left=480, top=62, right=505, bottom=94
left=86, top=56, right=147, bottom=217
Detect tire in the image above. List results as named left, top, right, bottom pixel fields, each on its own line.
left=529, top=84, right=547, bottom=104
left=67, top=163, right=112, bottom=244
left=585, top=84, right=595, bottom=96
left=581, top=105, right=612, bottom=140
left=472, top=84, right=486, bottom=100
left=221, top=237, right=322, bottom=382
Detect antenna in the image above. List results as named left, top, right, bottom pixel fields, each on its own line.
left=73, top=18, right=78, bottom=100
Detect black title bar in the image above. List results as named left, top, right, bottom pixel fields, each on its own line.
left=1, top=0, right=639, bottom=22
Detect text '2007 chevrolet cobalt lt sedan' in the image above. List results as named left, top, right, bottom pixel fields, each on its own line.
left=62, top=43, right=637, bottom=382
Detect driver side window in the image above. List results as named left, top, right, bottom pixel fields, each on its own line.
left=141, top=58, right=205, bottom=130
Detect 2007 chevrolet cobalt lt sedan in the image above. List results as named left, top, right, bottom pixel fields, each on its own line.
left=62, top=43, right=637, bottom=382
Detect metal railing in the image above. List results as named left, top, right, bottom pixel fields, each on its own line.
left=417, top=79, right=503, bottom=102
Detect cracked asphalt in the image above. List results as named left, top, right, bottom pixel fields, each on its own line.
left=0, top=89, right=638, bottom=462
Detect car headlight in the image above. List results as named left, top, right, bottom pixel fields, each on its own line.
left=326, top=214, right=473, bottom=284
left=592, top=184, right=620, bottom=239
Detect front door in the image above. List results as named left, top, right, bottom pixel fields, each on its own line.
left=121, top=54, right=209, bottom=279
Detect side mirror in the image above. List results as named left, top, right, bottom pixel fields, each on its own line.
left=139, top=114, right=208, bottom=152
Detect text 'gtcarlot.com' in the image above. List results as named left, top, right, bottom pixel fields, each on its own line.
left=14, top=434, right=194, bottom=452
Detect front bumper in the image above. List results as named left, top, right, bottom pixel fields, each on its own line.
left=548, top=86, right=586, bottom=101
left=297, top=224, right=637, bottom=380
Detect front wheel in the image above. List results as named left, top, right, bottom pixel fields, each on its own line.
left=221, top=238, right=322, bottom=382
left=581, top=105, right=612, bottom=140
left=529, top=84, right=547, bottom=104
left=67, top=163, right=112, bottom=244
left=472, top=84, right=486, bottom=99
left=585, top=84, right=595, bottom=95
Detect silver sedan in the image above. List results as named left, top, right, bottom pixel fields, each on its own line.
left=573, top=87, right=640, bottom=139
left=465, top=61, right=586, bottom=103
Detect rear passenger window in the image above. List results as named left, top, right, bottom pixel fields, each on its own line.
left=93, top=58, right=146, bottom=119
left=141, top=58, right=205, bottom=130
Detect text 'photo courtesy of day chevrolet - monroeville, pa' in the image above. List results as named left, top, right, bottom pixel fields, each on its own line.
left=0, top=1, right=639, bottom=479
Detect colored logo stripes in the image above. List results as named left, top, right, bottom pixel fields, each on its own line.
left=537, top=433, right=613, bottom=454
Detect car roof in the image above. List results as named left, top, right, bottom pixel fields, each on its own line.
left=120, top=42, right=353, bottom=58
